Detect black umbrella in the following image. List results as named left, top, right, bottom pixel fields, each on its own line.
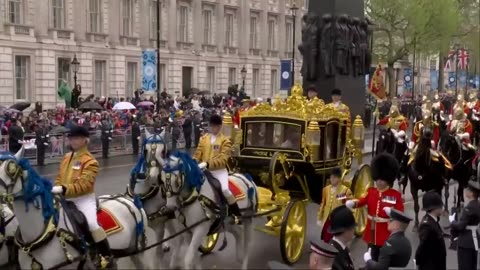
left=190, top=88, right=200, bottom=94
left=198, top=90, right=211, bottom=95
left=10, top=102, right=31, bottom=111
left=217, top=93, right=229, bottom=97
left=78, top=101, right=104, bottom=111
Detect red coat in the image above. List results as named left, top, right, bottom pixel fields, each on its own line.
left=355, top=187, right=404, bottom=246
left=411, top=121, right=441, bottom=148
left=377, top=116, right=408, bottom=131
left=450, top=104, right=470, bottom=115
left=474, top=100, right=480, bottom=112
left=447, top=119, right=473, bottom=138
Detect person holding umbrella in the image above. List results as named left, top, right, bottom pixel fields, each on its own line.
left=35, top=119, right=49, bottom=166
left=8, top=118, right=24, bottom=154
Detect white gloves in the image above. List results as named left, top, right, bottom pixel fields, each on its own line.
left=408, top=141, right=415, bottom=150
left=51, top=186, right=64, bottom=194
left=198, top=162, right=208, bottom=170
left=363, top=248, right=372, bottom=262
left=137, top=136, right=140, bottom=140
left=345, top=200, right=355, bottom=209
left=317, top=220, right=323, bottom=227
left=449, top=213, right=456, bottom=223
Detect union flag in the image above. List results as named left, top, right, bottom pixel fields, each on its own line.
left=368, top=65, right=387, bottom=100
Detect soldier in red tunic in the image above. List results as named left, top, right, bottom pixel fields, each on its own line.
left=346, top=153, right=404, bottom=261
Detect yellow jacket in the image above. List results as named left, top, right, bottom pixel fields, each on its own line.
left=55, top=147, right=99, bottom=198
left=317, top=184, right=353, bottom=222
left=193, top=133, right=232, bottom=171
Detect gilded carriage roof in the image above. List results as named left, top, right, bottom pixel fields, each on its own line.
left=240, top=82, right=349, bottom=121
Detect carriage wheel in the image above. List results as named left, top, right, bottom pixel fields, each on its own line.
left=198, top=233, right=219, bottom=254
left=269, top=152, right=289, bottom=190
left=280, top=199, right=306, bottom=265
left=350, top=164, right=373, bottom=236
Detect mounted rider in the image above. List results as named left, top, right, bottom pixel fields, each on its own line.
left=450, top=94, right=470, bottom=119
left=410, top=100, right=440, bottom=150
left=377, top=98, right=408, bottom=143
left=51, top=126, right=114, bottom=269
left=448, top=106, right=474, bottom=149
left=194, top=114, right=242, bottom=218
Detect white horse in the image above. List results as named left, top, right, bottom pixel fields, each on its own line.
left=0, top=203, right=18, bottom=268
left=161, top=151, right=258, bottom=270
left=126, top=129, right=186, bottom=268
left=0, top=147, right=149, bottom=269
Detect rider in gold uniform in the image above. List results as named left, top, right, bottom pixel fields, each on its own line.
left=410, top=101, right=440, bottom=149
left=52, top=126, right=114, bottom=269
left=194, top=115, right=242, bottom=217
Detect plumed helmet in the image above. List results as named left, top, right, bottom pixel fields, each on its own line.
left=371, top=153, right=399, bottom=185
left=454, top=107, right=465, bottom=120
left=389, top=105, right=399, bottom=117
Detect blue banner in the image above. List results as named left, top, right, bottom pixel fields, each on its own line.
left=142, top=50, right=157, bottom=91
left=404, top=68, right=412, bottom=90
left=448, top=72, right=456, bottom=88
left=430, top=70, right=438, bottom=90
left=458, top=70, right=467, bottom=89
left=280, top=60, right=292, bottom=90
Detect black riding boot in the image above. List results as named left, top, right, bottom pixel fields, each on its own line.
left=95, top=239, right=115, bottom=269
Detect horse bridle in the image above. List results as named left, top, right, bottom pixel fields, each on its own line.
left=0, top=159, right=24, bottom=202
left=162, top=166, right=185, bottom=198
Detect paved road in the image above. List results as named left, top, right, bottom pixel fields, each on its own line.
left=35, top=154, right=461, bottom=270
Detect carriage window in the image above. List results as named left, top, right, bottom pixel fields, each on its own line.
left=245, top=122, right=302, bottom=150
left=325, top=122, right=340, bottom=159
left=338, top=124, right=347, bottom=157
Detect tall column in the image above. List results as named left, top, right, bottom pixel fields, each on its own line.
left=260, top=0, right=268, bottom=57
left=216, top=0, right=225, bottom=54
left=278, top=0, right=286, bottom=57
left=108, top=0, right=120, bottom=46
left=138, top=0, right=150, bottom=48
left=73, top=0, right=86, bottom=41
left=238, top=0, right=250, bottom=57
left=168, top=0, right=177, bottom=51
left=193, top=0, right=202, bottom=51
left=35, top=0, right=49, bottom=38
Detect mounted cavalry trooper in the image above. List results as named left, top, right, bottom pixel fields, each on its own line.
left=193, top=114, right=242, bottom=218
left=51, top=126, right=114, bottom=269
left=377, top=98, right=409, bottom=144
left=449, top=180, right=480, bottom=270
left=448, top=106, right=474, bottom=149
left=410, top=101, right=441, bottom=150
left=450, top=94, right=470, bottom=120
left=346, top=153, right=404, bottom=261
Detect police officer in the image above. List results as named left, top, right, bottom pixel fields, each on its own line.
left=449, top=180, right=480, bottom=270
left=415, top=191, right=447, bottom=270
left=363, top=207, right=412, bottom=270
left=101, top=119, right=112, bottom=159
left=328, top=205, right=356, bottom=270
left=131, top=117, right=141, bottom=155
left=310, top=240, right=339, bottom=270
left=35, top=120, right=49, bottom=166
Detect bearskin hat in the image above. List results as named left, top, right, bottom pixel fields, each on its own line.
left=371, top=153, right=399, bottom=185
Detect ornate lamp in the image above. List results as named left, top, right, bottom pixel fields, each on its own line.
left=352, top=115, right=365, bottom=149
left=222, top=111, right=234, bottom=139
left=307, top=121, right=321, bottom=161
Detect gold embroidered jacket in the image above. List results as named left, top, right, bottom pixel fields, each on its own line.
left=54, top=147, right=99, bottom=198
left=317, top=184, right=353, bottom=222
left=193, top=133, right=232, bottom=171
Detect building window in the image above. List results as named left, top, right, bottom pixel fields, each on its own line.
left=252, top=68, right=260, bottom=97
left=89, top=0, right=103, bottom=33
left=270, top=69, right=278, bottom=95
left=52, top=0, right=65, bottom=29
left=285, top=21, right=293, bottom=53
left=178, top=5, right=189, bottom=42
left=8, top=0, right=23, bottom=24
left=203, top=9, right=213, bottom=45
left=15, top=56, right=29, bottom=100
left=57, top=58, right=71, bottom=89
left=268, top=19, right=277, bottom=51
left=206, top=67, right=215, bottom=92
left=225, top=13, right=234, bottom=47
left=126, top=62, right=137, bottom=96
left=150, top=0, right=162, bottom=39
left=94, top=60, right=106, bottom=97
left=249, top=16, right=258, bottom=49
left=122, top=0, right=134, bottom=36
left=228, top=68, right=236, bottom=86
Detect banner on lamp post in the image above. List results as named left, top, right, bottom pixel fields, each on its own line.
left=404, top=68, right=413, bottom=90
left=142, top=50, right=157, bottom=92
left=280, top=60, right=292, bottom=90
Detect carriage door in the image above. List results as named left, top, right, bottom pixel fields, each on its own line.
left=182, top=67, right=193, bottom=97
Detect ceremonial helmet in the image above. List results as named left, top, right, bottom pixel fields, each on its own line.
left=431, top=90, right=440, bottom=102
left=389, top=98, right=400, bottom=117
left=454, top=107, right=465, bottom=120
left=371, top=153, right=399, bottom=186
left=422, top=100, right=432, bottom=120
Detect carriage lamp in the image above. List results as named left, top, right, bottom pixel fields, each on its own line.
left=222, top=112, right=234, bottom=139
left=352, top=115, right=365, bottom=148
left=307, top=121, right=321, bottom=161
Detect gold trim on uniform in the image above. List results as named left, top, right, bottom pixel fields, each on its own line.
left=193, top=133, right=232, bottom=170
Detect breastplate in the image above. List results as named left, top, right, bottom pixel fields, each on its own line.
left=389, top=117, right=403, bottom=129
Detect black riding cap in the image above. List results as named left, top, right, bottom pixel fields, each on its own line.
left=371, top=153, right=399, bottom=185
left=331, top=88, right=342, bottom=96
left=67, top=126, right=90, bottom=138
left=209, top=114, right=223, bottom=126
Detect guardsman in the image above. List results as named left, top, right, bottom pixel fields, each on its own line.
left=310, top=240, right=339, bottom=270
left=35, top=119, right=49, bottom=166
left=100, top=119, right=112, bottom=159
left=51, top=126, right=114, bottom=269
left=363, top=207, right=412, bottom=270
left=432, top=91, right=445, bottom=114
left=415, top=191, right=447, bottom=270
left=449, top=180, right=480, bottom=270
left=447, top=107, right=474, bottom=144
left=450, top=94, right=470, bottom=119
left=194, top=115, right=242, bottom=218
left=346, top=153, right=404, bottom=261
left=410, top=102, right=441, bottom=149
left=317, top=167, right=353, bottom=242
left=328, top=205, right=356, bottom=270
left=377, top=99, right=409, bottom=132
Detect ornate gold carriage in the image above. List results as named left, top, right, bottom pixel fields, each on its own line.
left=200, top=83, right=373, bottom=265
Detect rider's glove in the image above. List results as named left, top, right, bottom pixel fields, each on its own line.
left=198, top=162, right=208, bottom=169
left=449, top=213, right=456, bottom=223
left=52, top=185, right=66, bottom=194
left=363, top=248, right=372, bottom=262
left=345, top=200, right=356, bottom=209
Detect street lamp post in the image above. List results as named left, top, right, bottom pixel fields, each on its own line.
left=241, top=66, right=247, bottom=91
left=71, top=54, right=80, bottom=89
left=156, top=0, right=161, bottom=113
left=290, top=0, right=299, bottom=90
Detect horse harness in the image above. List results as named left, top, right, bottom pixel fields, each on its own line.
left=126, top=184, right=175, bottom=221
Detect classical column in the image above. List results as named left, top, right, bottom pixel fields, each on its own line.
left=34, top=0, right=49, bottom=38
left=108, top=0, right=120, bottom=46
left=216, top=0, right=225, bottom=54
left=260, top=0, right=268, bottom=57
left=72, top=0, right=86, bottom=41
left=193, top=0, right=202, bottom=51
left=278, top=0, right=286, bottom=57
left=168, top=0, right=177, bottom=51
left=238, top=0, right=250, bottom=57
left=138, top=0, right=150, bottom=48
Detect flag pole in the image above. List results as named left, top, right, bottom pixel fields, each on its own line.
left=455, top=45, right=459, bottom=96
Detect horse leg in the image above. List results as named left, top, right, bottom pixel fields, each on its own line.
left=241, top=218, right=253, bottom=270
left=229, top=226, right=243, bottom=262
left=444, top=181, right=450, bottom=214
left=411, top=183, right=420, bottom=231
left=184, top=223, right=210, bottom=270
left=457, top=181, right=464, bottom=208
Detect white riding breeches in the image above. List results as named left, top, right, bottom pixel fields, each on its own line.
left=210, top=168, right=235, bottom=204
left=69, top=193, right=101, bottom=231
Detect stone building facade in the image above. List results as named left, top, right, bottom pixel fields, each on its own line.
left=0, top=0, right=306, bottom=108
